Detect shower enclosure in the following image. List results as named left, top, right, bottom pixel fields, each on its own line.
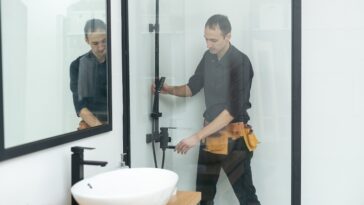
left=122, top=0, right=301, bottom=204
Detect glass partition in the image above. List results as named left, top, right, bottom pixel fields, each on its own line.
left=126, top=0, right=296, bottom=204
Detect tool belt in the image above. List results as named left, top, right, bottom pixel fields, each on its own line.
left=203, top=122, right=259, bottom=155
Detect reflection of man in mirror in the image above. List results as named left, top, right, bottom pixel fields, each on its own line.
left=70, top=19, right=107, bottom=130
left=155, top=15, right=260, bottom=204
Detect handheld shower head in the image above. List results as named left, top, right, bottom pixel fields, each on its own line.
left=156, top=77, right=166, bottom=93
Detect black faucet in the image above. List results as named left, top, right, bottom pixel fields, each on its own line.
left=71, top=146, right=108, bottom=205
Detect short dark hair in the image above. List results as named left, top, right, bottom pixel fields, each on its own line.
left=84, top=19, right=107, bottom=38
left=205, top=14, right=231, bottom=36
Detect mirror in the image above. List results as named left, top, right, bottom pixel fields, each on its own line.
left=0, top=0, right=112, bottom=161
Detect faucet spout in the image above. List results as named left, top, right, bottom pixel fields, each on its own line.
left=82, top=160, right=108, bottom=167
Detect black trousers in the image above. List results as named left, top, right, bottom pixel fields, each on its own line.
left=196, top=138, right=260, bottom=205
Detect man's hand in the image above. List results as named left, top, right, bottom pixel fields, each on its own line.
left=151, top=83, right=192, bottom=97
left=175, top=110, right=234, bottom=155
left=175, top=134, right=200, bottom=154
left=151, top=82, right=171, bottom=94
left=79, top=108, right=102, bottom=127
left=78, top=120, right=90, bottom=130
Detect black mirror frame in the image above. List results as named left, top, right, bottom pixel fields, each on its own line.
left=121, top=0, right=301, bottom=204
left=0, top=0, right=113, bottom=162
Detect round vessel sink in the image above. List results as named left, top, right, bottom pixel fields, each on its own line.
left=71, top=167, right=178, bottom=205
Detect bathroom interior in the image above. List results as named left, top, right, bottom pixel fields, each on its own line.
left=1, top=0, right=364, bottom=205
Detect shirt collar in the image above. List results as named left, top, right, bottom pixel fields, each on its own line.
left=219, top=44, right=233, bottom=67
left=208, top=44, right=233, bottom=67
left=86, top=50, right=106, bottom=64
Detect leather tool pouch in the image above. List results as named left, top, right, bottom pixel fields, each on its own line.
left=204, top=132, right=229, bottom=155
left=230, top=123, right=259, bottom=152
left=204, top=123, right=259, bottom=155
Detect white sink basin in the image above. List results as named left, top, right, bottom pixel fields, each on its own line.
left=71, top=167, right=178, bottom=205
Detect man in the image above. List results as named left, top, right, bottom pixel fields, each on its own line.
left=157, top=14, right=260, bottom=205
left=70, top=19, right=108, bottom=130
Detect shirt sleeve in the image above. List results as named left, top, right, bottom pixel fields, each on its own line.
left=226, top=56, right=253, bottom=123
left=70, top=57, right=86, bottom=116
left=187, top=55, right=205, bottom=96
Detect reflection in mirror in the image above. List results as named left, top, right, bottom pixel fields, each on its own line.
left=0, top=0, right=110, bottom=149
left=70, top=19, right=108, bottom=130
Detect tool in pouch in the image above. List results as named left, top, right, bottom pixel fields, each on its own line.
left=203, top=122, right=259, bottom=155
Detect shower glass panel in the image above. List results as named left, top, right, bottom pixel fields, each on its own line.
left=128, top=0, right=291, bottom=204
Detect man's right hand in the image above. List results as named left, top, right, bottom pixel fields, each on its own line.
left=78, top=120, right=90, bottom=130
left=79, top=108, right=103, bottom=127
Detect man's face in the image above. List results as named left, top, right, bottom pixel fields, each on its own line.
left=85, top=29, right=107, bottom=61
left=204, top=26, right=231, bottom=56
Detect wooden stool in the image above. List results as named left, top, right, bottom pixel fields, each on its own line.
left=167, top=191, right=201, bottom=205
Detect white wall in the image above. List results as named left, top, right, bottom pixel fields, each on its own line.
left=0, top=1, right=123, bottom=204
left=302, top=0, right=364, bottom=204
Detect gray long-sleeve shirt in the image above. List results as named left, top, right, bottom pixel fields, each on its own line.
left=187, top=45, right=253, bottom=123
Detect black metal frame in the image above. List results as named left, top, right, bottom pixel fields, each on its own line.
left=292, top=0, right=302, bottom=204
left=122, top=0, right=301, bottom=204
left=0, top=0, right=113, bottom=162
left=121, top=0, right=131, bottom=167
